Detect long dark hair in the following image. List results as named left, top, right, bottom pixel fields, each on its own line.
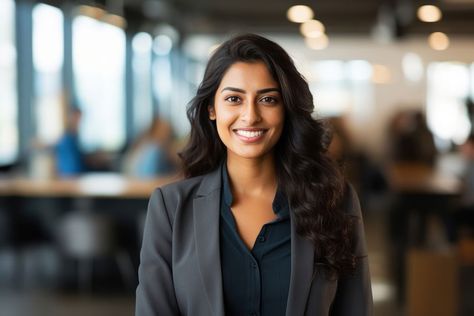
left=179, top=34, right=355, bottom=277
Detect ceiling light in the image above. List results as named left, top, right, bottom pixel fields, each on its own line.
left=428, top=32, right=449, bottom=50
left=300, top=19, right=325, bottom=38
left=417, top=5, right=442, bottom=22
left=305, top=34, right=329, bottom=50
left=287, top=5, right=314, bottom=23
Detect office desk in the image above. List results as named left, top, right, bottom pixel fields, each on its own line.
left=386, top=162, right=462, bottom=303
left=0, top=173, right=181, bottom=250
left=0, top=173, right=181, bottom=280
left=0, top=173, right=181, bottom=291
left=387, top=162, right=462, bottom=247
left=387, top=162, right=462, bottom=196
left=0, top=173, right=180, bottom=199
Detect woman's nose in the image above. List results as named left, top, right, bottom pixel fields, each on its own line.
left=241, top=101, right=262, bottom=124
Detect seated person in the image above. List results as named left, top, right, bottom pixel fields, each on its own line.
left=55, top=108, right=84, bottom=177
left=450, top=134, right=474, bottom=241
left=122, top=117, right=177, bottom=178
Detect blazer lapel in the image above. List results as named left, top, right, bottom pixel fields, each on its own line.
left=286, top=211, right=315, bottom=316
left=193, top=166, right=225, bottom=316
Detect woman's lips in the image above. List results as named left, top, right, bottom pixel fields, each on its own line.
left=233, top=129, right=267, bottom=143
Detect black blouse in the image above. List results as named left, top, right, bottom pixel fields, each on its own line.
left=219, top=164, right=291, bottom=316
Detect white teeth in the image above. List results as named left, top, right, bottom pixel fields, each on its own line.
left=235, top=130, right=264, bottom=138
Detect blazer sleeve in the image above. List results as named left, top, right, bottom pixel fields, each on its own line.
left=330, top=185, right=373, bottom=316
left=136, top=188, right=180, bottom=316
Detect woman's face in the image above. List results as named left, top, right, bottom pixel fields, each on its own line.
left=209, top=61, right=285, bottom=161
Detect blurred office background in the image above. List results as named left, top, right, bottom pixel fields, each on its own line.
left=1, top=0, right=474, bottom=315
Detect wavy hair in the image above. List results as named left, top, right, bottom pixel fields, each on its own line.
left=179, top=34, right=355, bottom=277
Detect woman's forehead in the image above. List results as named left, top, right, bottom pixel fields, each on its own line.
left=217, top=61, right=279, bottom=91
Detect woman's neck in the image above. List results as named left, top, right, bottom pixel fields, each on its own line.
left=226, top=153, right=277, bottom=199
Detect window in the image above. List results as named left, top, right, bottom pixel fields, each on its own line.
left=0, top=0, right=18, bottom=165
left=132, top=32, right=153, bottom=136
left=73, top=14, right=126, bottom=152
left=33, top=3, right=64, bottom=145
left=152, top=34, right=173, bottom=118
left=308, top=60, right=374, bottom=120
left=427, top=62, right=471, bottom=146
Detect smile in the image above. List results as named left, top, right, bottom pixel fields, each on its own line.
left=233, top=129, right=268, bottom=143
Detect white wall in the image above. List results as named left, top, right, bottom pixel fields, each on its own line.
left=279, top=35, right=474, bottom=159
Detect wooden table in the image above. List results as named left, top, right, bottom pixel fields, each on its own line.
left=387, top=162, right=462, bottom=196
left=0, top=173, right=180, bottom=199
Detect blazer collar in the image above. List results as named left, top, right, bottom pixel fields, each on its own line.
left=193, top=162, right=315, bottom=316
left=195, top=164, right=222, bottom=197
left=286, top=211, right=315, bottom=316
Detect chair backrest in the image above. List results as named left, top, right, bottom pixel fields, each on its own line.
left=0, top=209, right=11, bottom=247
left=56, top=211, right=116, bottom=258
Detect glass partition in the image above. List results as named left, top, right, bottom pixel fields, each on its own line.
left=73, top=13, right=126, bottom=152
left=427, top=62, right=471, bottom=146
left=132, top=32, right=153, bottom=136
left=33, top=3, right=64, bottom=145
left=0, top=0, right=18, bottom=165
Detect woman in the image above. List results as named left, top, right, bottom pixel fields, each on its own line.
left=136, top=34, right=372, bottom=316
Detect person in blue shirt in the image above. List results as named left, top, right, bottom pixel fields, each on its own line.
left=55, top=107, right=84, bottom=177
left=122, top=117, right=177, bottom=178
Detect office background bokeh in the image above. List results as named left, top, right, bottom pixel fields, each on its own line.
left=1, top=0, right=474, bottom=315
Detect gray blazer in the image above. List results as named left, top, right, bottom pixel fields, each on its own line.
left=136, top=164, right=373, bottom=316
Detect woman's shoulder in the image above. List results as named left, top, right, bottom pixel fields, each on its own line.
left=341, top=182, right=362, bottom=218
left=156, top=174, right=207, bottom=200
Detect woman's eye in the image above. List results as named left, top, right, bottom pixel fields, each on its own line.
left=225, top=96, right=241, bottom=103
left=260, top=96, right=278, bottom=104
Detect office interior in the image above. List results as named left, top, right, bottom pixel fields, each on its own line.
left=0, top=0, right=474, bottom=315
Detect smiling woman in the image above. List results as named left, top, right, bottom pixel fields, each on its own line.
left=209, top=62, right=285, bottom=161
left=136, top=34, right=373, bottom=316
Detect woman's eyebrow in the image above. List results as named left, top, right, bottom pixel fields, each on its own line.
left=256, top=88, right=281, bottom=94
left=221, top=87, right=245, bottom=93
left=220, top=87, right=281, bottom=94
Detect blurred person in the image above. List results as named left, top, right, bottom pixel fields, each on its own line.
left=136, top=34, right=372, bottom=316
left=327, top=116, right=352, bottom=164
left=122, top=116, right=177, bottom=178
left=328, top=116, right=387, bottom=209
left=387, top=110, right=437, bottom=166
left=54, top=107, right=85, bottom=177
left=459, top=134, right=474, bottom=206
left=447, top=134, right=474, bottom=242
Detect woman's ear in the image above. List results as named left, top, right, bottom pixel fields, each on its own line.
left=208, top=106, right=216, bottom=120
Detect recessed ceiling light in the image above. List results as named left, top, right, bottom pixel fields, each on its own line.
left=417, top=5, right=442, bottom=22
left=428, top=32, right=449, bottom=50
left=287, top=5, right=314, bottom=23
left=300, top=19, right=325, bottom=38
